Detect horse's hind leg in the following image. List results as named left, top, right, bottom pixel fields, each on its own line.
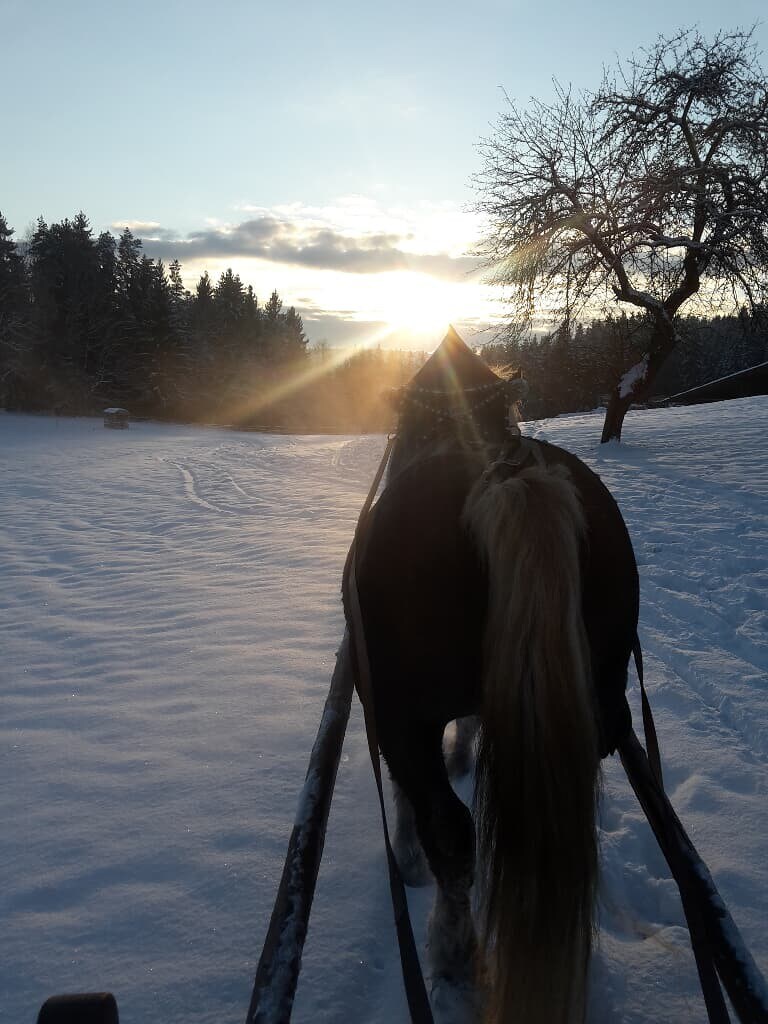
left=391, top=779, right=432, bottom=887
left=444, top=714, right=479, bottom=778
left=393, top=715, right=479, bottom=883
left=383, top=719, right=478, bottom=984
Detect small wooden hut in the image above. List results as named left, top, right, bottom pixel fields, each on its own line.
left=103, top=408, right=130, bottom=429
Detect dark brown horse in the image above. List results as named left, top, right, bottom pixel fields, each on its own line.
left=346, top=328, right=638, bottom=1024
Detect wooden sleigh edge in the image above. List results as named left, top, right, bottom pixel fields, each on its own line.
left=245, top=632, right=355, bottom=1024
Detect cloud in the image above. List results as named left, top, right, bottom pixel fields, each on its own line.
left=298, top=312, right=387, bottom=346
left=295, top=311, right=437, bottom=352
left=112, top=219, right=163, bottom=234
left=132, top=211, right=481, bottom=280
left=108, top=200, right=499, bottom=345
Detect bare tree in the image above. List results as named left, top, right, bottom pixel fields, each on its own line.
left=475, top=27, right=768, bottom=441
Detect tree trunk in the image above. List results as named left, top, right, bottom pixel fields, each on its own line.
left=600, top=388, right=634, bottom=443
left=600, top=319, right=677, bottom=443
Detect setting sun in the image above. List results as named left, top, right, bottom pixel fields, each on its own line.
left=378, top=271, right=484, bottom=341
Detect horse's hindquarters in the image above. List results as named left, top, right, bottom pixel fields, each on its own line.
left=354, top=453, right=486, bottom=729
left=541, top=443, right=639, bottom=755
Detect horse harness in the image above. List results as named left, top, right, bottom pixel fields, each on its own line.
left=480, top=428, right=547, bottom=481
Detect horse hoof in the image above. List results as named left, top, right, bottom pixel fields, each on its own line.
left=430, top=973, right=482, bottom=1024
left=427, top=900, right=479, bottom=980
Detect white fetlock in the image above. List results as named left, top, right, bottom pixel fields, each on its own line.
left=444, top=717, right=478, bottom=779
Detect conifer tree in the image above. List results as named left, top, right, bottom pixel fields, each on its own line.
left=0, top=213, right=32, bottom=408
left=0, top=213, right=26, bottom=314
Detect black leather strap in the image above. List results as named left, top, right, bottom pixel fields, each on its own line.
left=343, top=437, right=434, bottom=1024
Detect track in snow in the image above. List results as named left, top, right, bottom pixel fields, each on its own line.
left=1, top=403, right=765, bottom=1023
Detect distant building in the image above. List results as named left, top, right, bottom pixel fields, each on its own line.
left=103, top=408, right=130, bottom=429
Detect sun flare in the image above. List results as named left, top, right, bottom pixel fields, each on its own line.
left=379, top=272, right=469, bottom=340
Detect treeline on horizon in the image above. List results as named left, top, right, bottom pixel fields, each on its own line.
left=1, top=210, right=766, bottom=433
left=0, top=210, right=426, bottom=431
left=481, top=311, right=767, bottom=420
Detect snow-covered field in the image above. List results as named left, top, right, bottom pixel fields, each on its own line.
left=1, top=400, right=766, bottom=1023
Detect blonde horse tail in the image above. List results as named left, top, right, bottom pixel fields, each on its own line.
left=463, top=462, right=600, bottom=1024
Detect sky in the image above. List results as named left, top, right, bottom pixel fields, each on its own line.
left=2, top=0, right=766, bottom=349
